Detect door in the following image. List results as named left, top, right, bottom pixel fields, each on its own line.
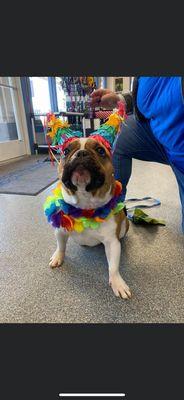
left=0, top=77, right=30, bottom=162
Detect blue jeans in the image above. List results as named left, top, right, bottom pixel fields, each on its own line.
left=112, top=115, right=184, bottom=233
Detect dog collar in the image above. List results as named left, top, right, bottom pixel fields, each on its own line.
left=43, top=180, right=125, bottom=233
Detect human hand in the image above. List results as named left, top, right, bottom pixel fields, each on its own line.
left=90, top=88, right=122, bottom=109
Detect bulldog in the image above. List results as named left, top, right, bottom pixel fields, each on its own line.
left=47, top=136, right=131, bottom=299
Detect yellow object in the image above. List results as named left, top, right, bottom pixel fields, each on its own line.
left=52, top=185, right=62, bottom=198
left=47, top=115, right=70, bottom=139
left=104, top=113, right=124, bottom=133
left=87, top=76, right=94, bottom=86
left=73, top=221, right=84, bottom=233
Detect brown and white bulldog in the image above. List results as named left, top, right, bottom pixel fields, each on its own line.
left=49, top=137, right=131, bottom=299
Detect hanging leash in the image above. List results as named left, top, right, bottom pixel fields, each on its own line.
left=125, top=196, right=160, bottom=210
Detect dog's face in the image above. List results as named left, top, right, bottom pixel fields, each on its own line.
left=59, top=138, right=114, bottom=195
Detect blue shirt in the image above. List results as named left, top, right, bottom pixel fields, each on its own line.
left=136, top=77, right=184, bottom=173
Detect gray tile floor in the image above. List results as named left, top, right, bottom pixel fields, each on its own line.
left=0, top=159, right=183, bottom=323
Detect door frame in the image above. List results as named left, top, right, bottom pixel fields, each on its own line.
left=0, top=77, right=31, bottom=163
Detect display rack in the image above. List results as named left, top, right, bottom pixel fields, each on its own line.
left=60, top=76, right=96, bottom=115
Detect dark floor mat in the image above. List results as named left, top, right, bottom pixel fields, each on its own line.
left=0, top=155, right=58, bottom=195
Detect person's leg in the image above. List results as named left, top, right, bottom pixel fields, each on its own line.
left=171, top=164, right=184, bottom=233
left=112, top=114, right=169, bottom=199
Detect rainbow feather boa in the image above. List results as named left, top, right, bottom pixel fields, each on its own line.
left=43, top=181, right=125, bottom=233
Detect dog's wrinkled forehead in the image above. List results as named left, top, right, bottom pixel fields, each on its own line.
left=63, top=137, right=111, bottom=162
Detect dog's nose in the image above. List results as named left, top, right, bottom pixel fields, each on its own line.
left=76, top=150, right=88, bottom=158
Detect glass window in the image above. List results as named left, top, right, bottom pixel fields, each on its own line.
left=56, top=77, right=66, bottom=111
left=99, top=77, right=105, bottom=89
left=0, top=77, right=19, bottom=142
left=30, top=77, right=51, bottom=115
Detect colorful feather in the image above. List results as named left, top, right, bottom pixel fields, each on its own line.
left=46, top=101, right=126, bottom=153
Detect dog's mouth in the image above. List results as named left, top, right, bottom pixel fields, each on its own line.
left=62, top=157, right=105, bottom=192
left=71, top=166, right=91, bottom=188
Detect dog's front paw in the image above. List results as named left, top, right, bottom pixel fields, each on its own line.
left=109, top=273, right=132, bottom=299
left=49, top=249, right=65, bottom=268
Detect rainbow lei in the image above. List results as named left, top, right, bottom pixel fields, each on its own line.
left=43, top=181, right=125, bottom=233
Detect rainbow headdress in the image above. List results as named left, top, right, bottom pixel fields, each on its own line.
left=46, top=101, right=127, bottom=156
left=44, top=180, right=125, bottom=232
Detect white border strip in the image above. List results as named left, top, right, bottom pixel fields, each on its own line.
left=59, top=394, right=125, bottom=397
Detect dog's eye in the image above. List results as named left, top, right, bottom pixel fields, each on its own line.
left=96, top=146, right=106, bottom=156
left=63, top=147, right=70, bottom=156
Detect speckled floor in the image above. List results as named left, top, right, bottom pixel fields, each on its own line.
left=0, top=159, right=183, bottom=323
